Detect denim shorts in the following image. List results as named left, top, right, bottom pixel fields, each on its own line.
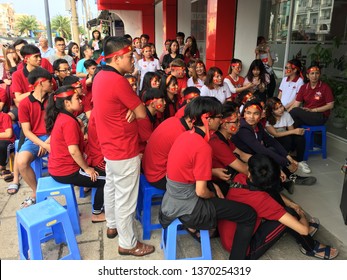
left=19, top=135, right=49, bottom=158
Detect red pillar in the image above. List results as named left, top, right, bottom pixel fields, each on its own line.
left=142, top=6, right=155, bottom=42
left=163, top=0, right=177, bottom=41
left=205, top=0, right=237, bottom=75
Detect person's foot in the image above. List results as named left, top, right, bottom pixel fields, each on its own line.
left=300, top=241, right=338, bottom=260
left=107, top=228, right=118, bottom=239
left=20, top=197, right=36, bottom=208
left=118, top=241, right=155, bottom=257
left=91, top=212, right=106, bottom=223
left=7, top=183, right=20, bottom=195
left=295, top=175, right=317, bottom=185
left=298, top=161, right=311, bottom=174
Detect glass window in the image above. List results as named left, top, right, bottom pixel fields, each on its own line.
left=191, top=0, right=207, bottom=62
left=259, top=0, right=347, bottom=139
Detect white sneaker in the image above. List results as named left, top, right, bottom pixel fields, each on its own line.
left=298, top=161, right=311, bottom=174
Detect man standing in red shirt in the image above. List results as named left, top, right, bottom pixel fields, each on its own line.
left=92, top=36, right=154, bottom=257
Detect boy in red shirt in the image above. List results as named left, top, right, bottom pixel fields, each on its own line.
left=170, top=58, right=187, bottom=103
left=17, top=67, right=52, bottom=208
left=93, top=36, right=153, bottom=256
left=159, top=96, right=256, bottom=260
left=137, top=88, right=165, bottom=154
left=80, top=59, right=97, bottom=119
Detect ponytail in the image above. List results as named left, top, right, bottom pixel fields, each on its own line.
left=45, top=86, right=74, bottom=134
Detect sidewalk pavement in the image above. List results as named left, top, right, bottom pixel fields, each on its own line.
left=1, top=177, right=347, bottom=260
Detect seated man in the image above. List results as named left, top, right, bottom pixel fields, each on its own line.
left=219, top=154, right=339, bottom=260
left=17, top=67, right=52, bottom=208
left=159, top=96, right=257, bottom=260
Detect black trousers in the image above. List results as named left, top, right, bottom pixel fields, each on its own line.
left=51, top=169, right=105, bottom=212
left=247, top=190, right=315, bottom=259
left=211, top=197, right=257, bottom=260
left=150, top=176, right=167, bottom=190
left=276, top=134, right=306, bottom=162
left=290, top=107, right=327, bottom=128
left=0, top=140, right=13, bottom=166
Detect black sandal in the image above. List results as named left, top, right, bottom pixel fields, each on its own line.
left=4, top=173, right=14, bottom=182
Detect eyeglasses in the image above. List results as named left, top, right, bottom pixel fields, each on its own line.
left=58, top=68, right=71, bottom=73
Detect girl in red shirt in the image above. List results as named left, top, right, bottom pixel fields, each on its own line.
left=46, top=85, right=105, bottom=223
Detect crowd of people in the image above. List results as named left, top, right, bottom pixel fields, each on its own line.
left=0, top=31, right=338, bottom=259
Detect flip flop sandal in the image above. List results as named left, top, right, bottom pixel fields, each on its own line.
left=300, top=240, right=338, bottom=260
left=7, top=183, right=20, bottom=195
left=4, top=173, right=14, bottom=182
left=185, top=228, right=201, bottom=243
left=309, top=217, right=320, bottom=237
left=20, top=197, right=36, bottom=209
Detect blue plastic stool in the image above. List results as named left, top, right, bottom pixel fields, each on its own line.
left=136, top=173, right=165, bottom=240
left=302, top=125, right=327, bottom=160
left=161, top=218, right=212, bottom=260
left=36, top=176, right=81, bottom=235
left=16, top=198, right=81, bottom=260
left=79, top=186, right=97, bottom=211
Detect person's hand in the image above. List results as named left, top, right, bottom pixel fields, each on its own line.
left=4, top=79, right=11, bottom=86
left=126, top=109, right=135, bottom=123
left=294, top=128, right=305, bottom=135
left=38, top=142, right=50, bottom=157
left=213, top=168, right=231, bottom=181
left=288, top=162, right=298, bottom=173
left=213, top=183, right=224, bottom=199
left=280, top=170, right=287, bottom=182
left=85, top=167, right=99, bottom=182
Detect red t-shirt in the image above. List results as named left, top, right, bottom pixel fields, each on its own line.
left=177, top=76, right=188, bottom=103
left=296, top=81, right=334, bottom=118
left=48, top=113, right=84, bottom=176
left=11, top=67, right=30, bottom=99
left=0, top=87, right=7, bottom=106
left=137, top=113, right=154, bottom=154
left=167, top=129, right=212, bottom=183
left=175, top=104, right=185, bottom=118
left=209, top=132, right=237, bottom=168
left=92, top=68, right=142, bottom=160
left=142, top=116, right=189, bottom=183
left=85, top=113, right=103, bottom=167
left=18, top=94, right=47, bottom=136
left=0, top=112, right=15, bottom=142
left=80, top=77, right=93, bottom=113
left=218, top=173, right=287, bottom=252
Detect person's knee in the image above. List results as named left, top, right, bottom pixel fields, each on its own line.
left=16, top=153, right=33, bottom=171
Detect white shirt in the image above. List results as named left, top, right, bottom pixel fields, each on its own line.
left=266, top=111, right=294, bottom=132
left=187, top=77, right=204, bottom=89
left=279, top=76, right=304, bottom=107
left=200, top=83, right=231, bottom=104
left=137, top=58, right=161, bottom=90
left=223, top=78, right=237, bottom=93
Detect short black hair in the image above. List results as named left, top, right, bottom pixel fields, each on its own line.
left=183, top=86, right=200, bottom=96
left=54, top=37, right=65, bottom=44
left=103, top=36, right=131, bottom=63
left=84, top=59, right=97, bottom=69
left=28, top=67, right=52, bottom=85
left=222, top=101, right=238, bottom=119
left=53, top=59, right=69, bottom=71
left=176, top=32, right=185, bottom=38
left=140, top=34, right=149, bottom=40
left=142, top=88, right=164, bottom=103
left=20, top=44, right=40, bottom=58
left=62, top=75, right=79, bottom=86
left=248, top=154, right=280, bottom=189
left=188, top=96, right=222, bottom=126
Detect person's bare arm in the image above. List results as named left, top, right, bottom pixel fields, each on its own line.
left=196, top=180, right=215, bottom=199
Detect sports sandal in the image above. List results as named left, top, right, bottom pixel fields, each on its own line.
left=0, top=169, right=12, bottom=178
left=4, top=173, right=14, bottom=182
left=118, top=241, right=155, bottom=257
left=20, top=197, right=36, bottom=209
left=300, top=240, right=339, bottom=260
left=186, top=228, right=201, bottom=243
left=7, top=183, right=20, bottom=195
left=309, top=217, right=320, bottom=237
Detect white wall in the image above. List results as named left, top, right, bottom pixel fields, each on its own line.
left=155, top=1, right=164, bottom=58
left=234, top=0, right=261, bottom=75
left=110, top=10, right=142, bottom=38
left=177, top=0, right=191, bottom=39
